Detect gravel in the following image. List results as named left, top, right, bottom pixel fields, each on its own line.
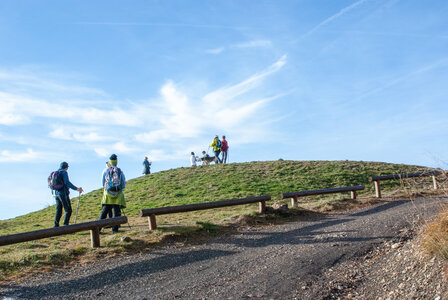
left=1, top=196, right=447, bottom=300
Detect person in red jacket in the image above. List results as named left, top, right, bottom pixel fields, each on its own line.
left=221, top=135, right=229, bottom=163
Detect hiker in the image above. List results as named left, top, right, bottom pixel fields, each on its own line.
left=99, top=154, right=126, bottom=233
left=201, top=151, right=213, bottom=165
left=210, top=135, right=222, bottom=163
left=142, top=156, right=151, bottom=175
left=221, top=135, right=229, bottom=164
left=103, top=161, right=113, bottom=218
left=190, top=152, right=198, bottom=167
left=53, top=162, right=83, bottom=227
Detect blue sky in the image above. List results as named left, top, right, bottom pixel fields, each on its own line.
left=1, top=0, right=447, bottom=220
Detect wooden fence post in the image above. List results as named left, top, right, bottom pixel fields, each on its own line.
left=90, top=227, right=100, bottom=248
left=374, top=180, right=381, bottom=198
left=351, top=190, right=356, bottom=200
left=432, top=175, right=438, bottom=190
left=149, top=214, right=157, bottom=230
left=291, top=196, right=298, bottom=207
left=259, top=201, right=266, bottom=214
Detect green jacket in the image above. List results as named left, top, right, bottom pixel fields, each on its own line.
left=101, top=189, right=126, bottom=207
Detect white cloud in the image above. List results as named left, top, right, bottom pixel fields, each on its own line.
left=234, top=40, right=272, bottom=49
left=49, top=125, right=114, bottom=142
left=1, top=57, right=286, bottom=162
left=73, top=132, right=110, bottom=143
left=203, top=55, right=286, bottom=105
left=0, top=148, right=62, bottom=163
left=0, top=148, right=37, bottom=162
left=0, top=68, right=106, bottom=97
left=94, top=141, right=141, bottom=158
left=205, top=48, right=224, bottom=54
left=135, top=55, right=286, bottom=145
left=0, top=91, right=143, bottom=127
left=206, top=39, right=272, bottom=54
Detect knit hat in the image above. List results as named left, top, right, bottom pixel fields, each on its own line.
left=109, top=154, right=118, bottom=166
left=60, top=161, right=69, bottom=169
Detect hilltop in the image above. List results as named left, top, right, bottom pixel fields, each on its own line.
left=0, top=160, right=441, bottom=282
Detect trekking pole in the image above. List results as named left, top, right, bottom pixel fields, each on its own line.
left=74, top=192, right=81, bottom=224
left=121, top=208, right=132, bottom=229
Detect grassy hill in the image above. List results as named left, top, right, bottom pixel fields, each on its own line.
left=0, top=160, right=440, bottom=281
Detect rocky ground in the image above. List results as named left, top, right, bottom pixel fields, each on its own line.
left=298, top=228, right=448, bottom=299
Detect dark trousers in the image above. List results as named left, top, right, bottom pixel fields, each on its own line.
left=54, top=193, right=72, bottom=227
left=99, top=204, right=121, bottom=232
left=214, top=150, right=222, bottom=163
left=221, top=150, right=228, bottom=164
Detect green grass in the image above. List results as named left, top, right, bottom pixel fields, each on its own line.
left=0, top=160, right=441, bottom=281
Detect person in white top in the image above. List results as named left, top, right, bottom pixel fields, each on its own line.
left=190, top=152, right=198, bottom=166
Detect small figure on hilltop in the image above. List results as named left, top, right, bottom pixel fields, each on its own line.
left=99, top=154, right=126, bottom=233
left=49, top=162, right=83, bottom=227
left=142, top=156, right=151, bottom=175
left=190, top=152, right=199, bottom=167
left=210, top=135, right=222, bottom=164
left=201, top=150, right=214, bottom=165
left=221, top=135, right=229, bottom=164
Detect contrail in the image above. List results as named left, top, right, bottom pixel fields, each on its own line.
left=302, top=0, right=369, bottom=38
left=73, top=22, right=251, bottom=30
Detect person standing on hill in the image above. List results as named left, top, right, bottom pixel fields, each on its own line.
left=53, top=162, right=83, bottom=227
left=190, top=152, right=198, bottom=167
left=220, top=135, right=229, bottom=164
left=210, top=135, right=222, bottom=164
left=99, top=154, right=126, bottom=233
left=142, top=156, right=151, bottom=175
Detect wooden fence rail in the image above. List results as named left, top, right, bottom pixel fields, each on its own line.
left=369, top=171, right=441, bottom=198
left=0, top=216, right=128, bottom=248
left=139, top=195, right=271, bottom=230
left=280, top=185, right=365, bottom=207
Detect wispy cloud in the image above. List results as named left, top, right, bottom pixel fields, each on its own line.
left=74, top=22, right=250, bottom=31
left=302, top=0, right=369, bottom=38
left=0, top=148, right=62, bottom=163
left=0, top=91, right=143, bottom=127
left=136, top=55, right=287, bottom=144
left=206, top=39, right=272, bottom=54
left=234, top=40, right=272, bottom=49
left=1, top=56, right=286, bottom=162
left=355, top=58, right=448, bottom=101
left=94, top=142, right=142, bottom=157
left=0, top=68, right=106, bottom=97
left=205, top=48, right=224, bottom=54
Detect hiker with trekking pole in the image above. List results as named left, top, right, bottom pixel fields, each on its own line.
left=210, top=135, right=222, bottom=164
left=48, top=162, right=83, bottom=227
left=99, top=154, right=127, bottom=233
left=220, top=135, right=229, bottom=164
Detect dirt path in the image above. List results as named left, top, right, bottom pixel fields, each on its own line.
left=1, top=196, right=446, bottom=300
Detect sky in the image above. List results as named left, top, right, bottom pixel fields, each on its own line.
left=0, top=0, right=447, bottom=220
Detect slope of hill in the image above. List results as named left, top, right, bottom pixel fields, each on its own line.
left=0, top=160, right=439, bottom=281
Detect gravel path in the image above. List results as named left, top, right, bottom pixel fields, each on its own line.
left=1, top=196, right=446, bottom=300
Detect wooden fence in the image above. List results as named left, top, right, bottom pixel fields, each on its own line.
left=280, top=185, right=365, bottom=207
left=369, top=171, right=441, bottom=198
left=139, top=195, right=271, bottom=230
left=0, top=216, right=128, bottom=248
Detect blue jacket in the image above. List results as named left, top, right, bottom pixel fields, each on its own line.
left=55, top=169, right=78, bottom=195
